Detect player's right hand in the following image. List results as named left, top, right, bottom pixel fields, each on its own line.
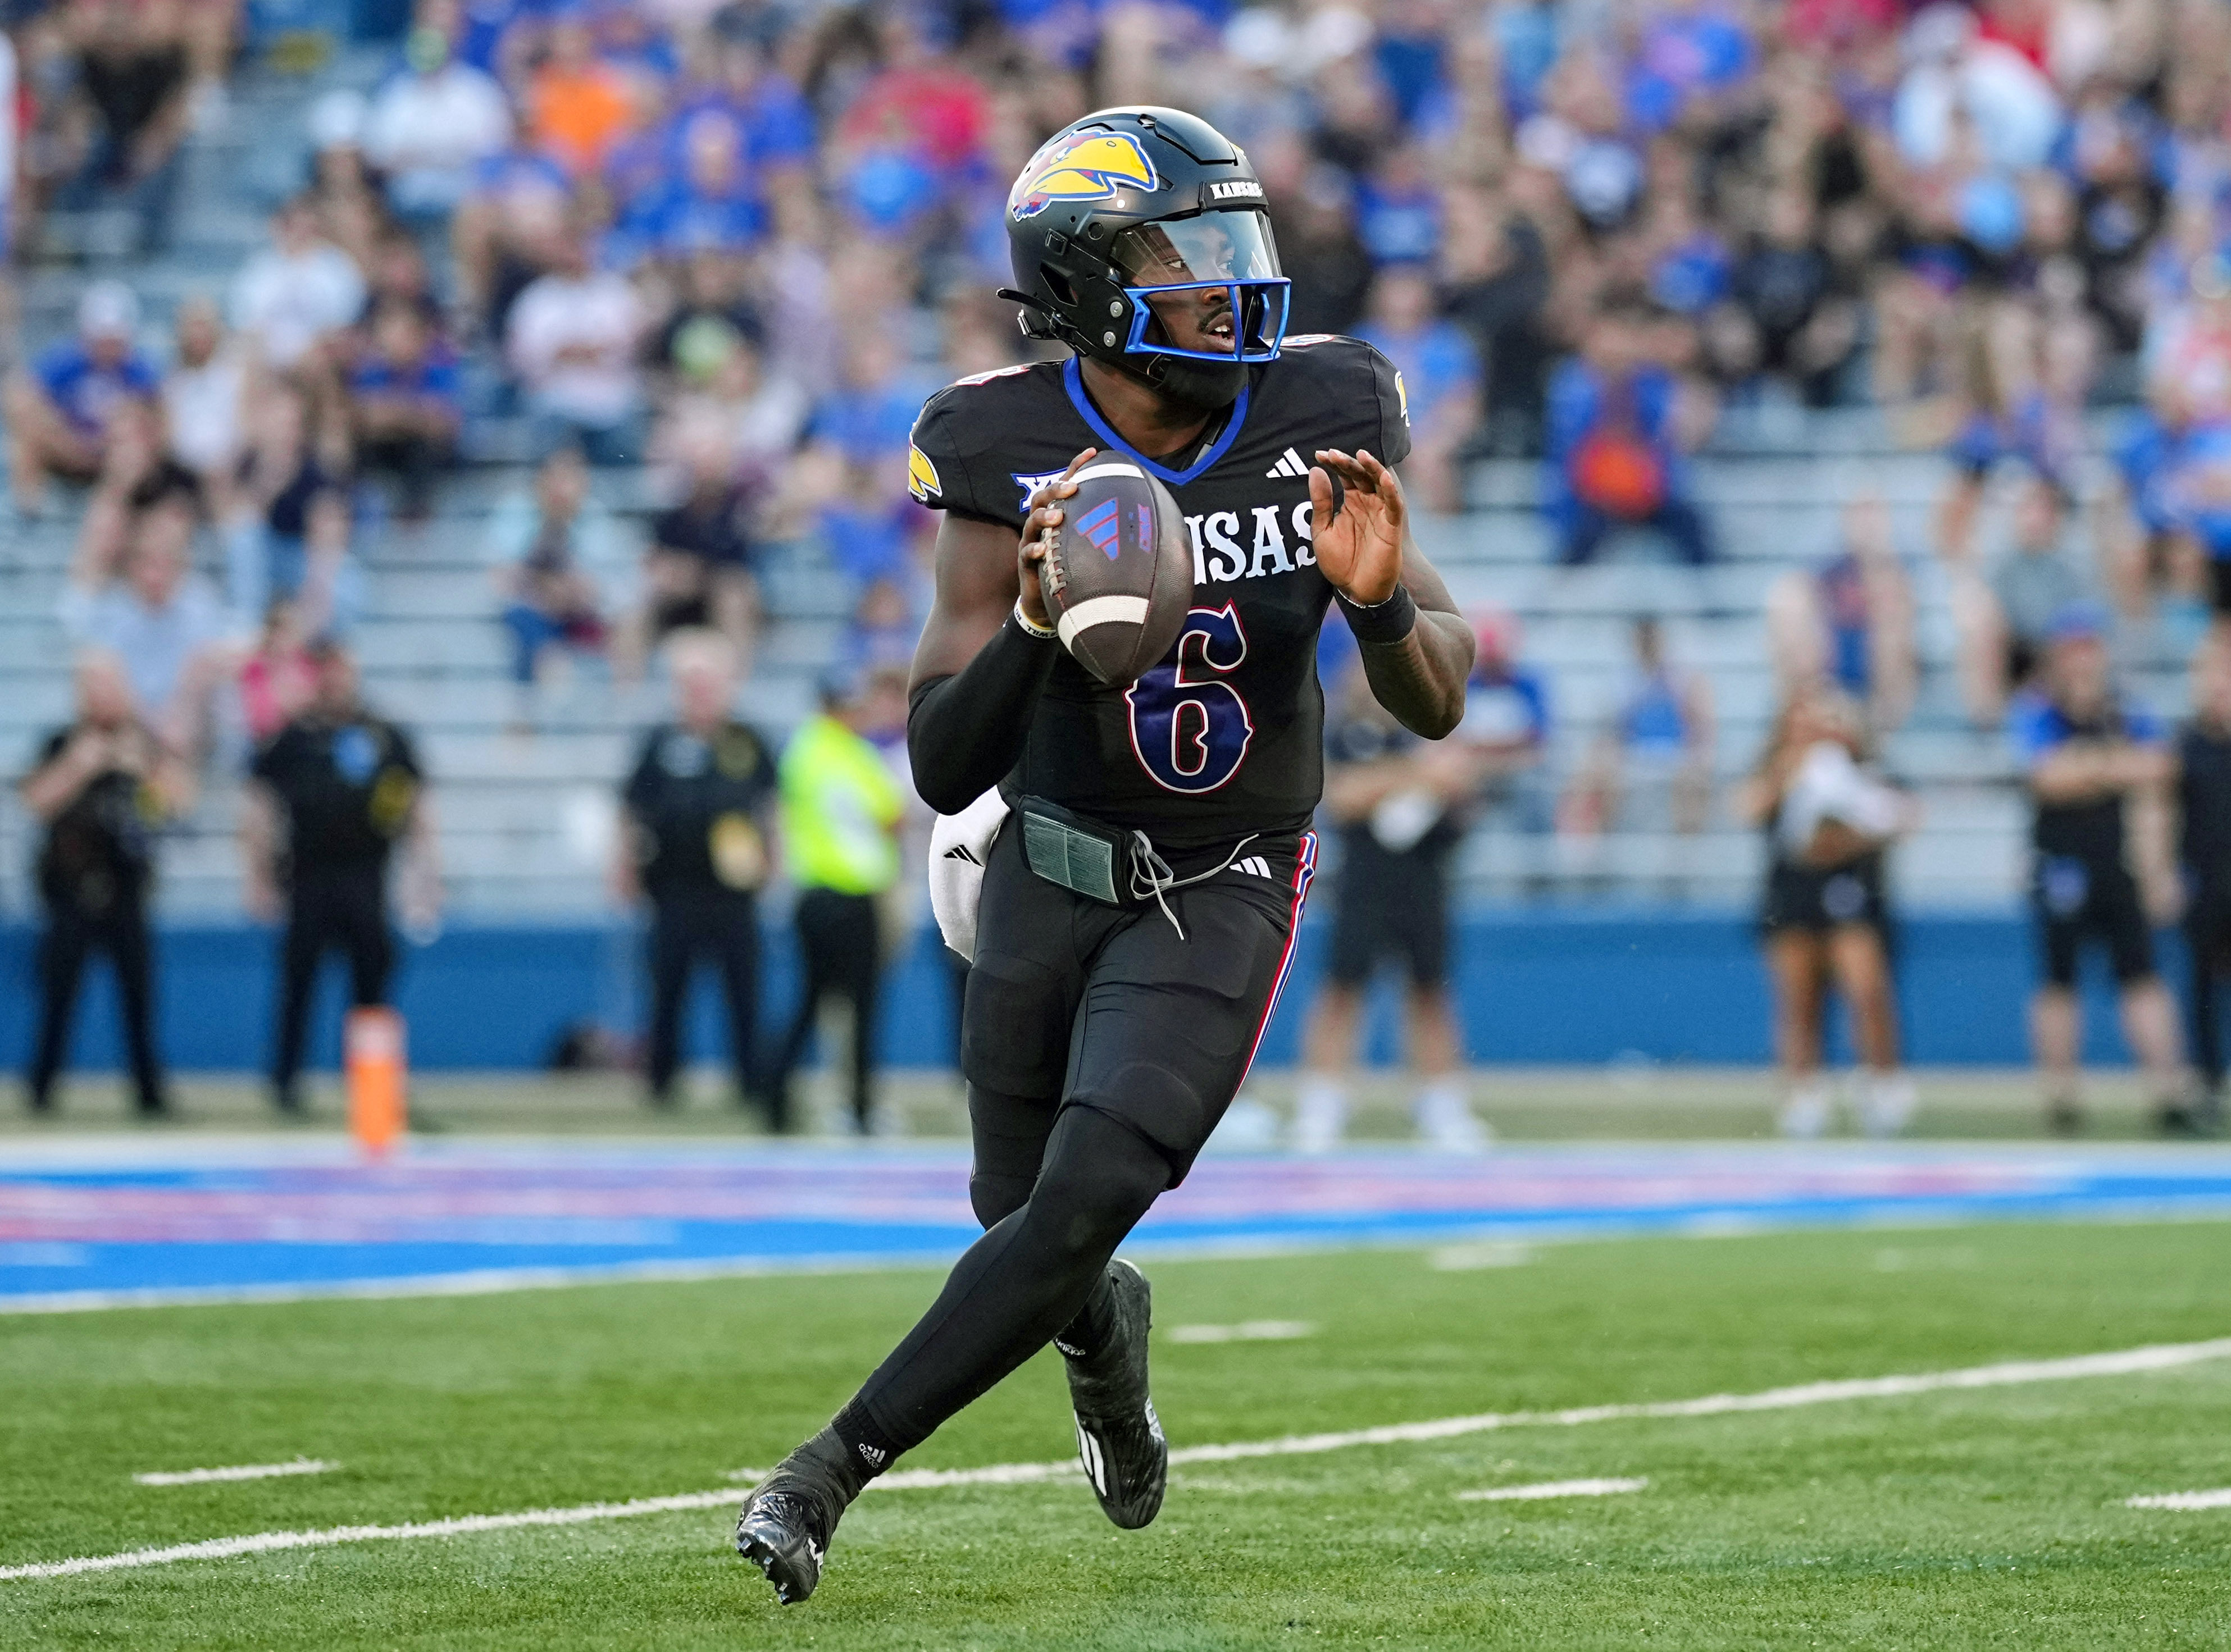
left=1018, top=448, right=1096, bottom=629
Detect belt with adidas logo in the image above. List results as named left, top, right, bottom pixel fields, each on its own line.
left=1017, top=796, right=1288, bottom=937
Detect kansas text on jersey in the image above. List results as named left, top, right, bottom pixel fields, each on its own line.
left=908, top=336, right=1411, bottom=852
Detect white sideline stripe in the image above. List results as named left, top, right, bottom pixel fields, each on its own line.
left=0, top=1251, right=1001, bottom=1316
left=2127, top=1488, right=2231, bottom=1510
left=134, top=1461, right=335, bottom=1487
left=1458, top=1476, right=1647, bottom=1502
left=0, top=1491, right=740, bottom=1580
left=11, top=1335, right=2231, bottom=1583
left=1068, top=462, right=1146, bottom=484
left=1165, top=1321, right=1317, bottom=1344
left=1055, top=595, right=1150, bottom=648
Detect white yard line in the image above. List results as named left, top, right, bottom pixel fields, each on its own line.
left=134, top=1461, right=335, bottom=1487
left=1164, top=1321, right=1316, bottom=1344
left=0, top=1492, right=740, bottom=1581
left=1153, top=1335, right=2231, bottom=1465
left=1428, top=1243, right=1536, bottom=1271
left=9, top=1333, right=2230, bottom=1582
left=2127, top=1488, right=2231, bottom=1510
left=1457, top=1477, right=1647, bottom=1502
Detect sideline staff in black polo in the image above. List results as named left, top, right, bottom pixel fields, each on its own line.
left=242, top=640, right=443, bottom=1113
left=614, top=628, right=777, bottom=1116
left=21, top=652, right=195, bottom=1117
left=2180, top=632, right=2231, bottom=1125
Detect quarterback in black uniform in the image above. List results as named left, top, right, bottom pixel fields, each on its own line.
left=736, top=107, right=1474, bottom=1603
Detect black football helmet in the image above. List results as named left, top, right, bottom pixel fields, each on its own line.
left=1001, top=107, right=1290, bottom=413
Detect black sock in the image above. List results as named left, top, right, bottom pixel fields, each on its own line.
left=1051, top=1265, right=1119, bottom=1362
left=851, top=1108, right=1169, bottom=1454
left=828, top=1401, right=901, bottom=1485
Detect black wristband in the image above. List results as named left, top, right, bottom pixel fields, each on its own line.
left=1336, top=583, right=1418, bottom=645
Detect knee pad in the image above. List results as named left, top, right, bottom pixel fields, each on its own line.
left=1026, top=1107, right=1171, bottom=1259
left=1066, top=1055, right=1221, bottom=1173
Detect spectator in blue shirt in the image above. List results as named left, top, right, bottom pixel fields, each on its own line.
left=349, top=300, right=463, bottom=521
left=1355, top=147, right=1441, bottom=267
left=6, top=282, right=158, bottom=515
left=1563, top=615, right=1716, bottom=836
left=810, top=331, right=934, bottom=468
left=1545, top=295, right=1715, bottom=566
left=1624, top=0, right=1756, bottom=133
left=2009, top=603, right=2193, bottom=1133
left=674, top=31, right=818, bottom=230
left=2101, top=398, right=2191, bottom=620
left=1355, top=266, right=1479, bottom=513
left=687, top=30, right=818, bottom=170
left=1460, top=608, right=1554, bottom=836
left=618, top=108, right=767, bottom=261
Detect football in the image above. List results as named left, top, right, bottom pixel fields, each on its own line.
left=1039, top=459, right=1192, bottom=686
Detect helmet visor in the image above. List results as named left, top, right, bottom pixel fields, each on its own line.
left=1112, top=210, right=1290, bottom=363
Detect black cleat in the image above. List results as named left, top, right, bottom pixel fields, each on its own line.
left=1062, top=1257, right=1167, bottom=1530
left=735, top=1431, right=858, bottom=1604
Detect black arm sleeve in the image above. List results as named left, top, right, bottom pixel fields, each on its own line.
left=907, top=614, right=1058, bottom=815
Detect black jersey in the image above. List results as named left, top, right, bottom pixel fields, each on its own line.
left=908, top=336, right=1412, bottom=852
left=252, top=711, right=422, bottom=877
left=622, top=720, right=777, bottom=900
left=29, top=725, right=162, bottom=914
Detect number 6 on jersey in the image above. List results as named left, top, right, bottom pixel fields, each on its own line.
left=1124, top=605, right=1254, bottom=793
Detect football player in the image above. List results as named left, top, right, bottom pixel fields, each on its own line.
left=736, top=107, right=1476, bottom=1603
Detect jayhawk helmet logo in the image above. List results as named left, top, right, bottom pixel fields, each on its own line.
left=1009, top=130, right=1159, bottom=220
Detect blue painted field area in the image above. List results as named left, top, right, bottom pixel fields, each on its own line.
left=6, top=1141, right=2231, bottom=1311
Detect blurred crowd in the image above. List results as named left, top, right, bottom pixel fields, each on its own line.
left=2, top=0, right=2229, bottom=768
left=7, top=0, right=2231, bottom=733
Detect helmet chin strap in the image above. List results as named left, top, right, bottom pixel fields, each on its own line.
left=1135, top=351, right=1247, bottom=413
left=1099, top=345, right=1239, bottom=413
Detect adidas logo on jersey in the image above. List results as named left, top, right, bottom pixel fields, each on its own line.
left=941, top=844, right=984, bottom=865
left=1231, top=855, right=1276, bottom=879
left=1264, top=447, right=1309, bottom=480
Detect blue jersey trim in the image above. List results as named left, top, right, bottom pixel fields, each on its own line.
left=1061, top=356, right=1252, bottom=487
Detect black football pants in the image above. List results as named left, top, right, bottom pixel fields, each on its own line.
left=773, top=888, right=881, bottom=1130
left=272, top=868, right=394, bottom=1108
left=27, top=900, right=167, bottom=1114
left=849, top=824, right=1314, bottom=1454
left=644, top=889, right=759, bottom=1112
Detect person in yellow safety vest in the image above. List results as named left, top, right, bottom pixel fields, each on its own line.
left=771, top=665, right=908, bottom=1133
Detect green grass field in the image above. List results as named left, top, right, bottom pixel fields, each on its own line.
left=7, top=1218, right=2231, bottom=1648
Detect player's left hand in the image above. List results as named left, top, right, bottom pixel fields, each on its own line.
left=1310, top=448, right=1405, bottom=607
